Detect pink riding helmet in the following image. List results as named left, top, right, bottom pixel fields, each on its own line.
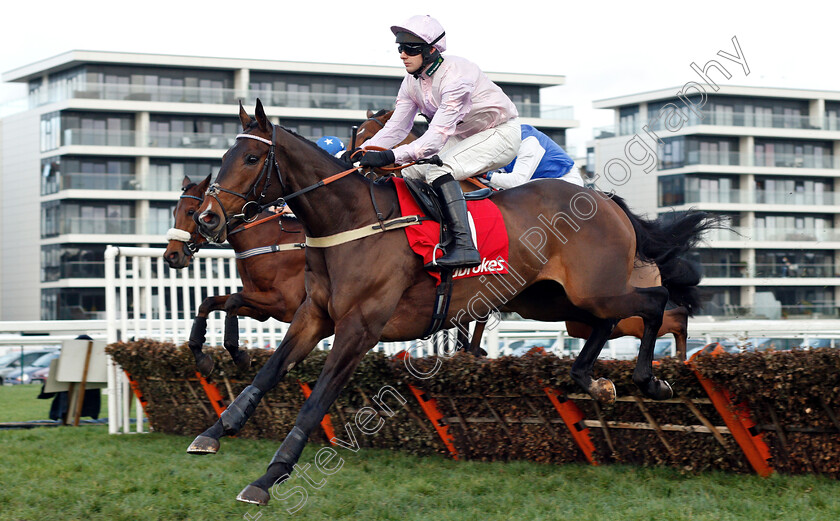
left=390, top=15, right=447, bottom=53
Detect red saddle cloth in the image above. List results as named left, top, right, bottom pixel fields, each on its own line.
left=392, top=178, right=509, bottom=283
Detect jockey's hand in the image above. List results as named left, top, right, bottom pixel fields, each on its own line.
left=358, top=150, right=396, bottom=168
left=340, top=147, right=363, bottom=165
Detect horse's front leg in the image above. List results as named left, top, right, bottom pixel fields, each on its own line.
left=189, top=295, right=230, bottom=376
left=187, top=300, right=333, bottom=455
left=236, top=312, right=381, bottom=505
left=220, top=293, right=252, bottom=372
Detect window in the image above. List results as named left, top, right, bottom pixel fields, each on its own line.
left=659, top=137, right=684, bottom=169
left=59, top=111, right=134, bottom=147
left=148, top=203, right=177, bottom=235
left=755, top=139, right=832, bottom=168
left=658, top=175, right=685, bottom=206
left=619, top=106, right=639, bottom=136
left=148, top=160, right=219, bottom=191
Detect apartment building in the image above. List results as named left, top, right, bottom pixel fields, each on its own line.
left=590, top=86, right=840, bottom=318
left=0, top=50, right=576, bottom=320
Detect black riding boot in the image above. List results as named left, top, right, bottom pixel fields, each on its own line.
left=430, top=175, right=481, bottom=269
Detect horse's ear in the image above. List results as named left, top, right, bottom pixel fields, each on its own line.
left=181, top=175, right=192, bottom=189
left=254, top=99, right=269, bottom=132
left=239, top=100, right=252, bottom=130
left=198, top=174, right=211, bottom=190
left=366, top=109, right=374, bottom=118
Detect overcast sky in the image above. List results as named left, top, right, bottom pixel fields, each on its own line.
left=1, top=0, right=835, bottom=154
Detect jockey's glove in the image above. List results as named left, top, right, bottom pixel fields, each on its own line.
left=340, top=147, right=363, bottom=165
left=358, top=149, right=396, bottom=168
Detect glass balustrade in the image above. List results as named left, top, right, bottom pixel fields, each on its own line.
left=33, top=82, right=573, bottom=118
left=60, top=217, right=136, bottom=235
left=755, top=190, right=835, bottom=205
left=44, top=173, right=139, bottom=192
left=62, top=128, right=136, bottom=147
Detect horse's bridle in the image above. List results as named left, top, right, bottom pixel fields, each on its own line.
left=207, top=123, right=362, bottom=223
left=205, top=125, right=284, bottom=232
left=166, top=187, right=205, bottom=258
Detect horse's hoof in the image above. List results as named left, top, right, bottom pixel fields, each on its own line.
left=233, top=351, right=251, bottom=371
left=187, top=435, right=220, bottom=455
left=645, top=377, right=673, bottom=400
left=236, top=484, right=270, bottom=505
left=195, top=354, right=215, bottom=377
left=589, top=378, right=616, bottom=404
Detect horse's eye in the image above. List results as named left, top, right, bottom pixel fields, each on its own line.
left=246, top=154, right=259, bottom=165
left=187, top=210, right=195, bottom=216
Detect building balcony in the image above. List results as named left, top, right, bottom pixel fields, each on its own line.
left=754, top=190, right=836, bottom=206
left=753, top=263, right=835, bottom=278
left=55, top=217, right=136, bottom=235
left=667, top=111, right=819, bottom=131
left=43, top=218, right=171, bottom=238
left=754, top=152, right=836, bottom=169
left=31, top=82, right=574, bottom=121
left=702, top=262, right=836, bottom=279
left=42, top=173, right=139, bottom=194
left=42, top=262, right=106, bottom=282
left=659, top=151, right=837, bottom=171
left=704, top=226, right=840, bottom=243
left=666, top=189, right=837, bottom=207
left=61, top=128, right=136, bottom=147
left=147, top=132, right=235, bottom=149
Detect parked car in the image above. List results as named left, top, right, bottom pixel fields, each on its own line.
left=654, top=338, right=708, bottom=360
left=0, top=349, right=57, bottom=384
left=508, top=338, right=557, bottom=357
left=799, top=338, right=835, bottom=349
left=5, top=351, right=61, bottom=384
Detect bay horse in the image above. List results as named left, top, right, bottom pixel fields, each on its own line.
left=358, top=110, right=700, bottom=360
left=163, top=174, right=306, bottom=375
left=188, top=100, right=717, bottom=505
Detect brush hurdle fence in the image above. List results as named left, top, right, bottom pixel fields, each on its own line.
left=102, top=245, right=840, bottom=471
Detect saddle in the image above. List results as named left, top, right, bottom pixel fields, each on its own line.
left=402, top=177, right=492, bottom=223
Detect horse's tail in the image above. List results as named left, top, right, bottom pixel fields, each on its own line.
left=609, top=194, right=725, bottom=315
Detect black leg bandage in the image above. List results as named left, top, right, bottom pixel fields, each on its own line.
left=220, top=384, right=263, bottom=435
left=188, top=316, right=208, bottom=352
left=223, top=314, right=239, bottom=353
left=269, top=426, right=309, bottom=467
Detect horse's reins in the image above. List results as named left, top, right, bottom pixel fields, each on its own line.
left=225, top=123, right=426, bottom=249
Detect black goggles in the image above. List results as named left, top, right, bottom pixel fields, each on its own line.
left=398, top=43, right=426, bottom=56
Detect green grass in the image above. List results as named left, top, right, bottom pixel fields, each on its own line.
left=0, top=383, right=53, bottom=422
left=2, top=425, right=839, bottom=521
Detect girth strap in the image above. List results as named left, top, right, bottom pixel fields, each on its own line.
left=422, top=269, right=455, bottom=338
left=235, top=243, right=306, bottom=259
left=305, top=215, right=426, bottom=248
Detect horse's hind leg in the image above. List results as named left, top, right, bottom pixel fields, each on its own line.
left=457, top=319, right=487, bottom=357
left=570, top=318, right=618, bottom=403
left=629, top=286, right=671, bottom=399
left=667, top=306, right=689, bottom=362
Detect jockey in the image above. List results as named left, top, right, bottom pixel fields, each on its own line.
left=354, top=14, right=521, bottom=270
left=316, top=136, right=346, bottom=157
left=482, top=125, right=584, bottom=189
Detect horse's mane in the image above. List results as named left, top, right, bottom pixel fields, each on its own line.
left=243, top=121, right=352, bottom=171
left=370, top=108, right=426, bottom=138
